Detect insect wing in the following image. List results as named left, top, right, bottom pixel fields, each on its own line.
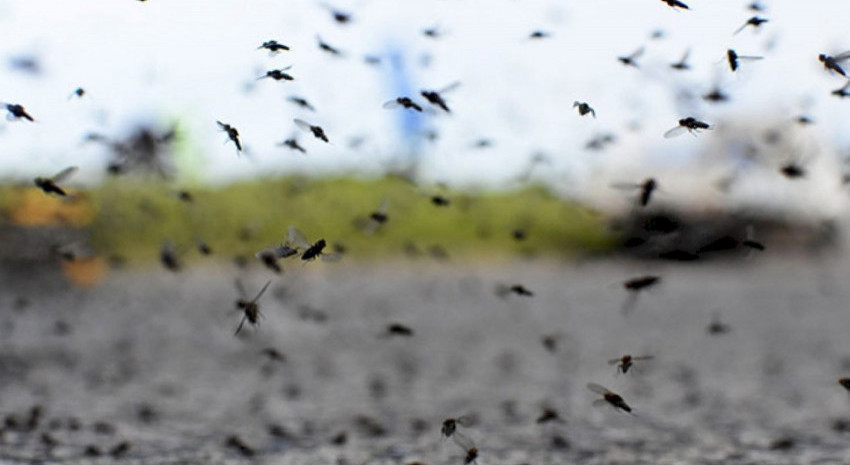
left=632, top=356, right=654, bottom=361
left=607, top=358, right=622, bottom=365
left=294, top=118, right=313, bottom=132
left=320, top=251, right=343, bottom=262
left=664, top=125, right=688, bottom=138
left=592, top=399, right=609, bottom=408
left=451, top=431, right=475, bottom=451
left=51, top=166, right=78, bottom=183
left=587, top=383, right=609, bottom=395
left=252, top=280, right=272, bottom=303
left=438, top=81, right=462, bottom=94
left=287, top=225, right=312, bottom=249
left=235, top=279, right=248, bottom=299
left=834, top=51, right=850, bottom=61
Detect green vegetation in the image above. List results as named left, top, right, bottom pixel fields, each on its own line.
left=82, top=176, right=614, bottom=265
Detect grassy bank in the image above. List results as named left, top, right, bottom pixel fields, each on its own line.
left=6, top=176, right=616, bottom=266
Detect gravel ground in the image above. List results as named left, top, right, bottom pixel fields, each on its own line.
left=1, top=255, right=850, bottom=464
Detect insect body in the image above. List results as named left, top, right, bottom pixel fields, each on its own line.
left=588, top=383, right=633, bottom=413
left=234, top=280, right=271, bottom=335
left=34, top=166, right=77, bottom=196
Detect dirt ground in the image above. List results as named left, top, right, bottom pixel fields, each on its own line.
left=1, top=255, right=849, bottom=464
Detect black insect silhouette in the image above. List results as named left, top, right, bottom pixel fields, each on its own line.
left=839, top=378, right=850, bottom=392
left=255, top=227, right=302, bottom=273
left=421, top=82, right=460, bottom=113
left=621, top=275, right=661, bottom=313
left=495, top=284, right=534, bottom=298
left=287, top=96, right=315, bottom=111
left=664, top=117, right=712, bottom=138
left=573, top=101, right=596, bottom=118
left=294, top=118, right=329, bottom=143
left=2, top=103, right=34, bottom=121
left=819, top=52, right=850, bottom=77
left=727, top=49, right=763, bottom=72
left=34, top=166, right=77, bottom=196
left=618, top=47, right=644, bottom=67
left=317, top=36, right=343, bottom=56
left=69, top=87, right=86, bottom=99
left=588, top=383, right=633, bottom=413
left=258, top=66, right=294, bottom=81
left=703, top=85, right=730, bottom=103
left=660, top=0, right=689, bottom=10
left=385, top=323, right=414, bottom=337
left=670, top=49, right=691, bottom=70
left=321, top=3, right=351, bottom=24
left=536, top=406, right=564, bottom=424
left=529, top=30, right=550, bottom=39
left=383, top=97, right=423, bottom=112
left=780, top=162, right=806, bottom=179
left=608, top=354, right=654, bottom=374
left=234, top=280, right=271, bottom=335
left=612, top=178, right=658, bottom=207
left=831, top=81, right=850, bottom=98
left=288, top=226, right=341, bottom=262
left=216, top=121, right=242, bottom=152
left=707, top=312, right=731, bottom=335
left=278, top=137, right=306, bottom=153
left=734, top=16, right=768, bottom=34
left=258, top=40, right=290, bottom=53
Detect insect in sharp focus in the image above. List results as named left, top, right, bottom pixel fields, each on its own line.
left=287, top=96, right=315, bottom=111
left=660, top=0, right=689, bottom=10
left=670, top=49, right=691, bottom=70
left=383, top=97, right=423, bottom=112
left=588, top=383, right=633, bottom=413
left=573, top=101, right=596, bottom=118
left=234, top=280, right=271, bottom=335
left=317, top=36, right=343, bottom=56
left=34, top=166, right=77, bottom=196
left=664, top=117, right=712, bottom=138
left=727, top=49, right=763, bottom=72
left=617, top=47, right=644, bottom=67
left=287, top=226, right=341, bottom=262
left=258, top=66, right=294, bottom=81
left=734, top=16, right=768, bottom=34
left=278, top=137, right=306, bottom=153
left=216, top=120, right=242, bottom=152
left=421, top=82, right=460, bottom=113
left=2, top=103, right=35, bottom=121
left=258, top=40, right=290, bottom=53
left=608, top=354, right=654, bottom=374
left=294, top=118, right=329, bottom=143
left=819, top=52, right=850, bottom=77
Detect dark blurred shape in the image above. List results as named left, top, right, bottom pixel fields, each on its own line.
left=7, top=55, right=41, bottom=75
left=734, top=16, right=768, bottom=35
left=660, top=0, right=689, bottom=10
left=91, top=124, right=177, bottom=178
left=618, top=47, right=644, bottom=67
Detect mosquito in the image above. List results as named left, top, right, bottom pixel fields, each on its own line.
left=34, top=166, right=77, bottom=197
left=608, top=354, right=654, bottom=374
left=234, top=280, right=271, bottom=335
left=664, top=117, right=712, bottom=138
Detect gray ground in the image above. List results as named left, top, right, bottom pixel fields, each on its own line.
left=1, top=255, right=850, bottom=464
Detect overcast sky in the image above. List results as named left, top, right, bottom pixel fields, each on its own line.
left=1, top=0, right=849, bottom=206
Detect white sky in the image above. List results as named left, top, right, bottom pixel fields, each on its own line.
left=0, top=0, right=849, bottom=205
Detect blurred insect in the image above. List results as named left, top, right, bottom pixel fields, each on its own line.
left=234, top=280, right=271, bottom=335
left=495, top=284, right=534, bottom=298
left=819, top=52, right=850, bottom=77
left=258, top=66, right=294, bottom=81
left=779, top=162, right=806, bottom=179
left=261, top=347, right=286, bottom=363
left=536, top=406, right=564, bottom=424
left=612, top=178, right=658, bottom=207
left=69, top=87, right=86, bottom=99
left=529, top=30, right=550, bottom=39
left=832, top=81, right=850, bottom=98
left=748, top=1, right=765, bottom=11
left=383, top=97, right=423, bottom=112
left=441, top=416, right=474, bottom=439
left=288, top=226, right=342, bottom=262
left=255, top=228, right=302, bottom=273
left=585, top=133, right=617, bottom=151
left=278, top=137, right=306, bottom=154
left=734, top=16, right=768, bottom=34
left=109, top=442, right=131, bottom=458
left=421, top=82, right=460, bottom=113
left=621, top=275, right=661, bottom=314
left=660, top=0, right=689, bottom=10
left=573, top=101, right=596, bottom=118
left=196, top=240, right=213, bottom=256
left=588, top=383, right=633, bottom=413
left=839, top=378, right=850, bottom=391
left=225, top=435, right=255, bottom=457
left=423, top=26, right=443, bottom=38
left=258, top=40, right=290, bottom=53
left=707, top=312, right=731, bottom=335
left=34, top=166, right=77, bottom=197
left=703, top=85, right=730, bottom=103
left=541, top=334, right=561, bottom=353
left=664, top=117, right=712, bottom=138
left=742, top=225, right=766, bottom=252
left=216, top=120, right=242, bottom=152
left=361, top=198, right=389, bottom=234
left=294, top=118, right=329, bottom=143
left=617, top=47, right=644, bottom=67
left=321, top=3, right=351, bottom=24
left=609, top=354, right=654, bottom=374
left=160, top=240, right=181, bottom=272
left=449, top=428, right=479, bottom=464
left=385, top=323, right=414, bottom=337
left=727, top=49, right=763, bottom=72
left=2, top=103, right=34, bottom=121
left=431, top=195, right=451, bottom=207
left=317, top=36, right=343, bottom=56
left=288, top=96, right=315, bottom=111
left=670, top=49, right=691, bottom=70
